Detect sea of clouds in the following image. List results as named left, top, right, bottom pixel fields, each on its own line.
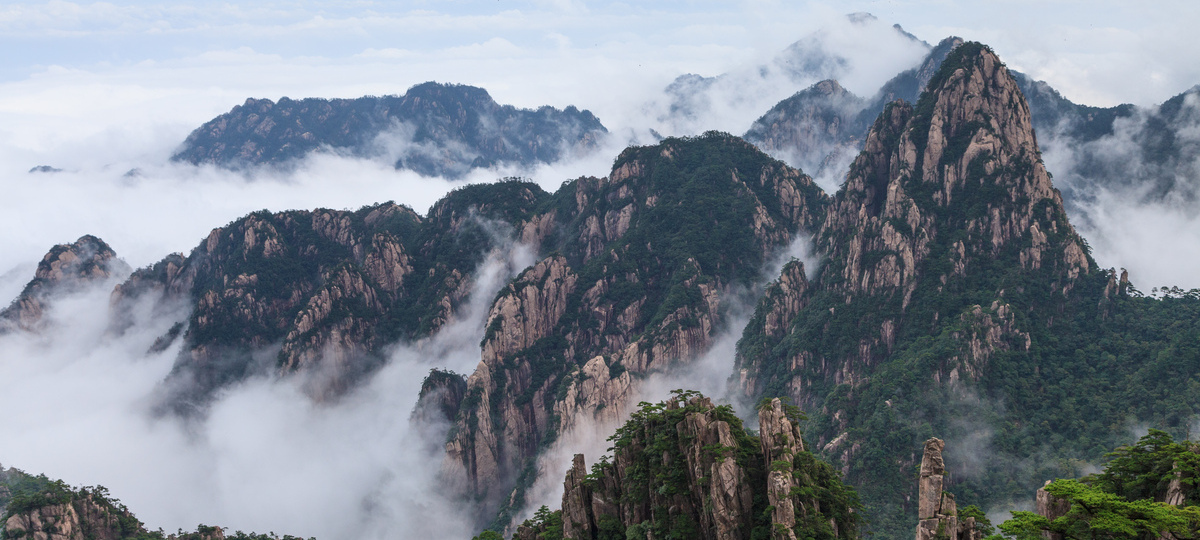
left=1, top=3, right=1199, bottom=538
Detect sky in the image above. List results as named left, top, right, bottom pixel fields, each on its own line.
left=1, top=0, right=1198, bottom=274
left=1, top=1, right=1199, bottom=538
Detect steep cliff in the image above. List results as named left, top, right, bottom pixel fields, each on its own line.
left=734, top=42, right=1200, bottom=538
left=111, top=182, right=550, bottom=410
left=738, top=41, right=1091, bottom=407
left=744, top=37, right=964, bottom=181
left=749, top=28, right=1200, bottom=209
left=914, top=438, right=984, bottom=540
left=172, top=82, right=607, bottom=178
left=515, top=394, right=860, bottom=540
left=442, top=133, right=829, bottom=524
left=1, top=235, right=130, bottom=333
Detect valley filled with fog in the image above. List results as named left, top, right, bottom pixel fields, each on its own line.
left=2, top=4, right=1200, bottom=539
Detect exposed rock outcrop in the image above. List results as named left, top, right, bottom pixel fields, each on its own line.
left=1, top=235, right=129, bottom=333
left=105, top=182, right=550, bottom=410
left=532, top=395, right=859, bottom=540
left=443, top=133, right=830, bottom=521
left=916, top=438, right=981, bottom=540
left=737, top=41, right=1093, bottom=407
left=0, top=490, right=225, bottom=540
left=1034, top=480, right=1071, bottom=540
left=411, top=369, right=469, bottom=426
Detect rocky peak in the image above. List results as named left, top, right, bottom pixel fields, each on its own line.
left=411, top=368, right=469, bottom=426
left=915, top=438, right=982, bottom=540
left=731, top=44, right=1116, bottom=537
left=529, top=394, right=859, bottom=540
left=1, top=235, right=129, bottom=332
left=442, top=134, right=831, bottom=525
left=744, top=80, right=867, bottom=177
left=872, top=36, right=964, bottom=108
left=821, top=42, right=1090, bottom=301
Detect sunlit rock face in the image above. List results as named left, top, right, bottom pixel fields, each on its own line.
left=0, top=235, right=130, bottom=333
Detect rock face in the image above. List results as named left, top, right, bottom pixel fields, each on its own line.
left=915, top=438, right=980, bottom=540
left=172, top=82, right=608, bottom=178
left=0, top=488, right=226, bottom=540
left=744, top=79, right=866, bottom=177
left=750, top=28, right=1200, bottom=211
left=744, top=37, right=964, bottom=181
left=866, top=37, right=964, bottom=119
left=1034, top=481, right=1071, bottom=540
left=110, top=182, right=550, bottom=409
left=3, top=494, right=131, bottom=540
left=411, top=369, right=469, bottom=426
left=442, top=133, right=829, bottom=521
left=732, top=42, right=1138, bottom=538
left=737, top=41, right=1092, bottom=411
left=530, top=395, right=859, bottom=540
left=0, top=235, right=129, bottom=332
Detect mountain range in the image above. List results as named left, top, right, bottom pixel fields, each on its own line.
left=172, top=82, right=607, bottom=179
left=4, top=16, right=1200, bottom=540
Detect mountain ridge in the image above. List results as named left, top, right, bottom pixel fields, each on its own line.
left=172, top=82, right=608, bottom=178
left=4, top=38, right=1199, bottom=540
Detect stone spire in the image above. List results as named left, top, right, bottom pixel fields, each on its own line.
left=916, top=438, right=981, bottom=540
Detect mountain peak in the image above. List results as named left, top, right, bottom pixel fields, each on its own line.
left=1, top=235, right=129, bottom=333
left=820, top=41, right=1090, bottom=302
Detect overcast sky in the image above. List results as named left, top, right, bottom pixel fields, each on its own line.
left=3, top=0, right=1198, bottom=164
left=0, top=0, right=1194, bottom=277
left=3, top=1, right=1198, bottom=105
left=0, top=0, right=1195, bottom=293
left=3, top=1, right=1198, bottom=127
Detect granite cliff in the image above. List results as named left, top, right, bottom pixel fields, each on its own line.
left=443, top=132, right=829, bottom=524
left=733, top=42, right=1200, bottom=538
left=0, top=235, right=129, bottom=333
left=0, top=466, right=293, bottom=540
left=107, top=182, right=549, bottom=409
left=744, top=37, right=964, bottom=181
left=515, top=395, right=860, bottom=540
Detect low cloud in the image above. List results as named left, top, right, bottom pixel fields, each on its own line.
left=1039, top=92, right=1200, bottom=289
left=2, top=5, right=1199, bottom=538
left=513, top=231, right=821, bottom=523
left=0, top=221, right=537, bottom=540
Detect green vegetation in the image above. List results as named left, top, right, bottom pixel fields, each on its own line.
left=512, top=505, right=564, bottom=540
left=998, top=431, right=1200, bottom=540
left=0, top=468, right=313, bottom=540
left=476, top=132, right=829, bottom=528
left=734, top=41, right=1200, bottom=540
left=577, top=391, right=859, bottom=540
left=173, top=82, right=606, bottom=179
